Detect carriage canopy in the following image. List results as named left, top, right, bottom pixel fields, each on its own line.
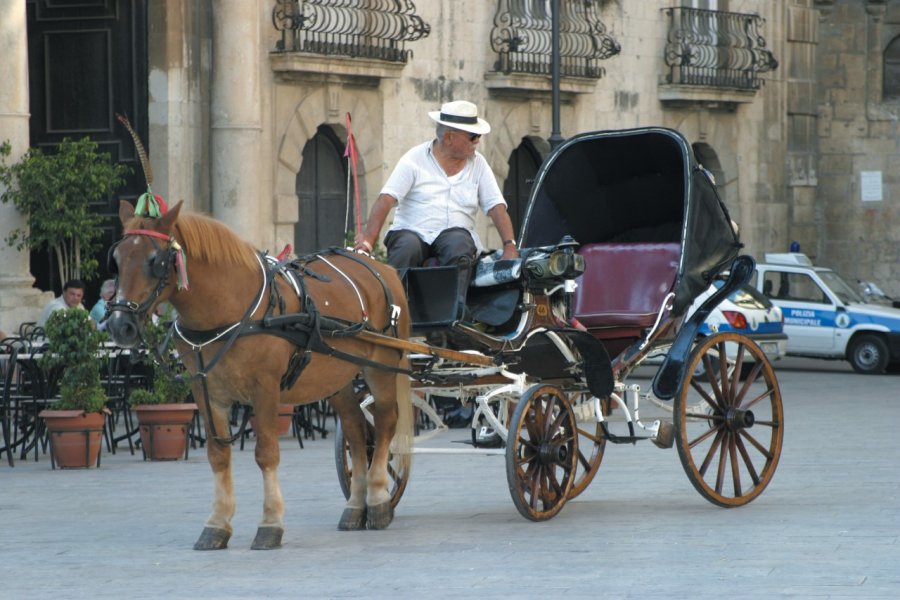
left=519, top=127, right=741, bottom=316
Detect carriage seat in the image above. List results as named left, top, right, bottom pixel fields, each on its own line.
left=573, top=243, right=680, bottom=329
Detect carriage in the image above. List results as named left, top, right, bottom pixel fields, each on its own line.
left=336, top=126, right=784, bottom=521
left=108, top=125, right=783, bottom=549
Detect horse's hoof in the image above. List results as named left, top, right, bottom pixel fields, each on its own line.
left=251, top=526, right=284, bottom=550
left=338, top=507, right=367, bottom=531
left=193, top=527, right=231, bottom=550
left=366, top=502, right=394, bottom=530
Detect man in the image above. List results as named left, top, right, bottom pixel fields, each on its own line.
left=38, top=279, right=86, bottom=326
left=89, top=279, right=116, bottom=330
left=353, top=100, right=518, bottom=314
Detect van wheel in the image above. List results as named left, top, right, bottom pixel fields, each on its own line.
left=848, top=334, right=889, bottom=374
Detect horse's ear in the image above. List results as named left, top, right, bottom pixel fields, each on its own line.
left=119, top=200, right=135, bottom=225
left=159, top=200, right=184, bottom=233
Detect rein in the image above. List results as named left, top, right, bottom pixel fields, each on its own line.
left=111, top=223, right=409, bottom=446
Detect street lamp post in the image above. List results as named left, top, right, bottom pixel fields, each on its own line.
left=548, top=0, right=564, bottom=150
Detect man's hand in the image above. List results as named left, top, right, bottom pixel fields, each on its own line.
left=353, top=233, right=373, bottom=253
left=501, top=244, right=519, bottom=260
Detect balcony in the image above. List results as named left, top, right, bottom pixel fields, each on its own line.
left=660, top=7, right=778, bottom=109
left=486, top=0, right=620, bottom=98
left=270, top=0, right=431, bottom=83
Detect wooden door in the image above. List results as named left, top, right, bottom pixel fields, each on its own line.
left=26, top=0, right=148, bottom=301
left=295, top=126, right=353, bottom=255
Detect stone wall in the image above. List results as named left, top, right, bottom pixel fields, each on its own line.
left=2, top=0, right=830, bottom=329
left=815, top=0, right=900, bottom=294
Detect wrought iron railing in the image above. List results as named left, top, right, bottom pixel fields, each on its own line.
left=272, top=0, right=431, bottom=63
left=491, top=0, right=621, bottom=79
left=663, top=7, right=778, bottom=90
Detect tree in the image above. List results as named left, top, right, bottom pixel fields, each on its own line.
left=0, top=137, right=131, bottom=287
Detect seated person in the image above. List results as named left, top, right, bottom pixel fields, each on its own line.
left=89, top=278, right=116, bottom=330
left=38, top=279, right=86, bottom=326
left=353, top=100, right=518, bottom=316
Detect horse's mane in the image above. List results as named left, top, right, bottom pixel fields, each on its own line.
left=125, top=212, right=259, bottom=271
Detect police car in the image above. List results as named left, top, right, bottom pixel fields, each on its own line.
left=645, top=280, right=786, bottom=375
left=751, top=252, right=900, bottom=374
left=689, top=280, right=787, bottom=370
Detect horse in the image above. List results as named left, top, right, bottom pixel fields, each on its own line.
left=106, top=199, right=413, bottom=550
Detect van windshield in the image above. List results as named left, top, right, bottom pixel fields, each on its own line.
left=820, top=271, right=865, bottom=304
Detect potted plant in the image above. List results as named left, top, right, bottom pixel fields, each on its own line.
left=129, top=319, right=197, bottom=461
left=38, top=307, right=109, bottom=469
left=0, top=137, right=130, bottom=287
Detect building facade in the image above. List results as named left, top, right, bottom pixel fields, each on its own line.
left=1, top=0, right=898, bottom=331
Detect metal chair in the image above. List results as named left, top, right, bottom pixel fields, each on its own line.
left=102, top=346, right=141, bottom=455
left=1, top=343, right=20, bottom=466
left=14, top=342, right=62, bottom=461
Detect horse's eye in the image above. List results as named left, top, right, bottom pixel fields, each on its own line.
left=145, top=252, right=160, bottom=277
left=146, top=251, right=171, bottom=278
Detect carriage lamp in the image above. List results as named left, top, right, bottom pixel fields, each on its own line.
left=548, top=250, right=584, bottom=279
left=548, top=235, right=585, bottom=279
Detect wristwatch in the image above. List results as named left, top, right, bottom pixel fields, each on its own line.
left=503, top=239, right=516, bottom=247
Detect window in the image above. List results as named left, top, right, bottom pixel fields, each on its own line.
left=763, top=272, right=829, bottom=304
left=884, top=35, right=900, bottom=101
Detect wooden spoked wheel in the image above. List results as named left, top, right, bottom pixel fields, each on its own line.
left=334, top=415, right=409, bottom=509
left=568, top=393, right=608, bottom=500
left=675, top=332, right=784, bottom=507
left=505, top=384, right=578, bottom=521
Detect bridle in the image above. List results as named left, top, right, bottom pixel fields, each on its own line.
left=106, top=228, right=184, bottom=322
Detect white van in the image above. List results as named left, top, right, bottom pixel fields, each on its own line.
left=751, top=253, right=900, bottom=374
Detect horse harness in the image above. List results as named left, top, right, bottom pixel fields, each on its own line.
left=110, top=230, right=407, bottom=444
left=176, top=247, right=407, bottom=383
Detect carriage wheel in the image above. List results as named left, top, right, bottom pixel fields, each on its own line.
left=568, top=393, right=608, bottom=500
left=675, top=332, right=784, bottom=507
left=334, top=416, right=409, bottom=509
left=505, top=384, right=578, bottom=521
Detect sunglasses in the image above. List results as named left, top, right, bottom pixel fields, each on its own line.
left=453, top=129, right=481, bottom=142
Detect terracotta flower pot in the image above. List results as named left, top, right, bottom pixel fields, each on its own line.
left=133, top=403, right=198, bottom=461
left=40, top=410, right=106, bottom=469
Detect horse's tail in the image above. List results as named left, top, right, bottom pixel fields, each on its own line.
left=392, top=355, right=413, bottom=474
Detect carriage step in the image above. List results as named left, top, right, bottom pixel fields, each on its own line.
left=606, top=435, right=652, bottom=445
left=651, top=420, right=675, bottom=449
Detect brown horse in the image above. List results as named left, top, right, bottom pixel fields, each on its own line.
left=107, top=200, right=412, bottom=550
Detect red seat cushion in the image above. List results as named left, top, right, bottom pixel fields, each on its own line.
left=573, top=243, right=680, bottom=329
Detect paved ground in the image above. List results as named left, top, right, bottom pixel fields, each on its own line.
left=2, top=357, right=898, bottom=599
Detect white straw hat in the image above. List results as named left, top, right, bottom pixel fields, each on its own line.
left=428, top=100, right=491, bottom=135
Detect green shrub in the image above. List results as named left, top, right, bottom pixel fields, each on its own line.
left=42, top=308, right=108, bottom=413
left=132, top=319, right=192, bottom=405
left=0, top=137, right=130, bottom=285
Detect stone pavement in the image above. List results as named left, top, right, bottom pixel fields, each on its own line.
left=1, top=357, right=898, bottom=599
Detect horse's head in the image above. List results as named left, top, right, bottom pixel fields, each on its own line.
left=106, top=199, right=184, bottom=347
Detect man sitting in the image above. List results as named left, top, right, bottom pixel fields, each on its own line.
left=38, top=279, right=86, bottom=326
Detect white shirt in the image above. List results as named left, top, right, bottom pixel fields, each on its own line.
left=381, top=140, right=506, bottom=252
left=38, top=296, right=84, bottom=326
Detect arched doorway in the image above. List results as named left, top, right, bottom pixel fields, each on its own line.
left=295, top=125, right=355, bottom=254
left=503, top=136, right=548, bottom=235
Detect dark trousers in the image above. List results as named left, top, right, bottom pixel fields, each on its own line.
left=384, top=228, right=477, bottom=311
